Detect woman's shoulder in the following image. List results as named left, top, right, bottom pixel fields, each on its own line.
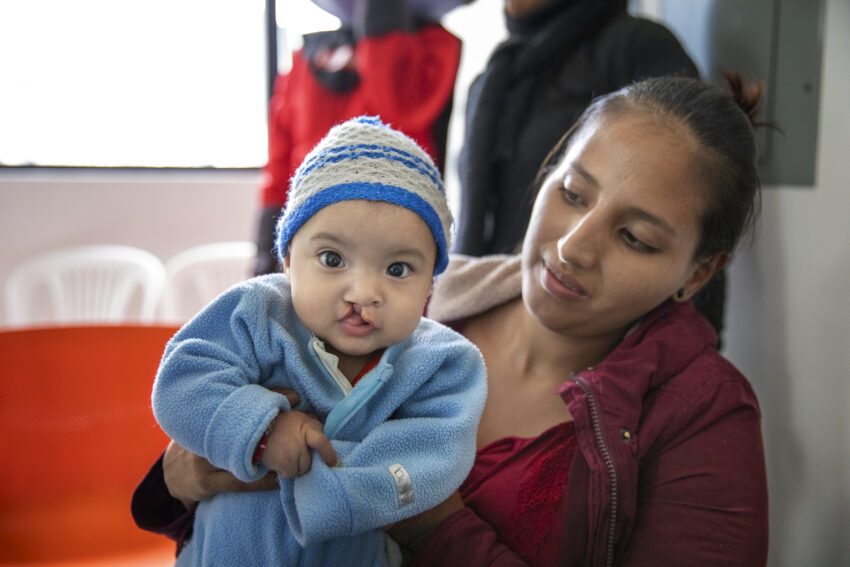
left=585, top=303, right=763, bottom=469
left=655, top=302, right=757, bottom=404
left=630, top=303, right=762, bottom=452
left=662, top=343, right=761, bottom=425
left=427, top=254, right=521, bottom=323
left=595, top=300, right=760, bottom=427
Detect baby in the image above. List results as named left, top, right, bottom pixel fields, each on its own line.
left=152, top=116, right=487, bottom=566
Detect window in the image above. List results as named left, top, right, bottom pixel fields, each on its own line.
left=0, top=0, right=269, bottom=168
left=274, top=0, right=341, bottom=74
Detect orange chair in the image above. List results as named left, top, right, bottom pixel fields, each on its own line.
left=0, top=325, right=180, bottom=566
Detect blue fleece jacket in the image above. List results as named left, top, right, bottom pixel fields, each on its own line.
left=151, top=274, right=487, bottom=566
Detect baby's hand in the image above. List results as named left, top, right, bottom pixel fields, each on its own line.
left=260, top=411, right=338, bottom=478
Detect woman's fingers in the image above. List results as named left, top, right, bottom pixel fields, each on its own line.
left=163, top=441, right=205, bottom=509
left=163, top=440, right=281, bottom=508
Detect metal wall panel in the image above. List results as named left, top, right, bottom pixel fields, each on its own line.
left=657, top=0, right=824, bottom=186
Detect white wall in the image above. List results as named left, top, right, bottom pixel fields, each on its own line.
left=722, top=0, right=850, bottom=564
left=0, top=168, right=261, bottom=322
left=0, top=0, right=848, bottom=564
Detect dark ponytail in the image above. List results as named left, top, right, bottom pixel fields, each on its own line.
left=724, top=71, right=766, bottom=128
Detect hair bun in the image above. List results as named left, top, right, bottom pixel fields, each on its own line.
left=723, top=71, right=766, bottom=127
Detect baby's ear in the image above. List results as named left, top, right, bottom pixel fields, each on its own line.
left=282, top=249, right=291, bottom=278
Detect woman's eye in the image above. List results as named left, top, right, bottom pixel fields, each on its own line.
left=561, top=186, right=583, bottom=206
left=620, top=229, right=658, bottom=254
left=386, top=262, right=413, bottom=278
left=318, top=251, right=344, bottom=268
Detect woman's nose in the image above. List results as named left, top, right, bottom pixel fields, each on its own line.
left=557, top=214, right=600, bottom=270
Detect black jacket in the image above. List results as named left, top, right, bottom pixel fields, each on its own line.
left=456, top=8, right=699, bottom=257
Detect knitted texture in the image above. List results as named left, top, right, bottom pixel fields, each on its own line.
left=276, top=116, right=453, bottom=274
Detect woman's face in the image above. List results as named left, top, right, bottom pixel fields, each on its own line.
left=521, top=110, right=722, bottom=342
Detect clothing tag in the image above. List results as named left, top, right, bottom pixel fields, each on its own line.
left=388, top=463, right=414, bottom=508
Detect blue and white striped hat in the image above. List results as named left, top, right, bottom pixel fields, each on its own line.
left=276, top=116, right=453, bottom=274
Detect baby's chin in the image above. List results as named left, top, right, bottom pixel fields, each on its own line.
left=323, top=336, right=386, bottom=359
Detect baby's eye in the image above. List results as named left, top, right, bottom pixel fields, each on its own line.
left=318, top=251, right=344, bottom=268
left=386, top=262, right=413, bottom=278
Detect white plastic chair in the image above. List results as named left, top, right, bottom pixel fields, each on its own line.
left=4, top=245, right=167, bottom=327
left=160, top=241, right=257, bottom=322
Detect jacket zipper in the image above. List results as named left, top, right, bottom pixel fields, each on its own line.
left=576, top=377, right=617, bottom=567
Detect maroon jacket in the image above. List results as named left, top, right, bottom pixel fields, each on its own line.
left=412, top=257, right=768, bottom=566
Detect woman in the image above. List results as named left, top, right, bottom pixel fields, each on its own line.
left=456, top=0, right=699, bottom=257
left=455, top=0, right=730, bottom=343
left=134, top=75, right=768, bottom=565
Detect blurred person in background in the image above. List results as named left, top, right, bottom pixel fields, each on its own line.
left=253, top=0, right=466, bottom=276
left=455, top=0, right=699, bottom=258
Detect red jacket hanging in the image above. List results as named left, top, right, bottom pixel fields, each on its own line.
left=260, top=24, right=461, bottom=210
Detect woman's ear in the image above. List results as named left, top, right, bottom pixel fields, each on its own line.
left=674, top=253, right=729, bottom=302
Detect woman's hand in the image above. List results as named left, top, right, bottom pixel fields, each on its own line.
left=163, top=440, right=280, bottom=511
left=386, top=490, right=465, bottom=551
left=162, top=387, right=300, bottom=510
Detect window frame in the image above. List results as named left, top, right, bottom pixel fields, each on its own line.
left=0, top=1, right=277, bottom=173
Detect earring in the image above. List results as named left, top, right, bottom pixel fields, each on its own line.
left=675, top=289, right=685, bottom=300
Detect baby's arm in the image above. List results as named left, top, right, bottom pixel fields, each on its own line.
left=260, top=410, right=338, bottom=478
left=278, top=326, right=487, bottom=546
left=152, top=280, right=293, bottom=482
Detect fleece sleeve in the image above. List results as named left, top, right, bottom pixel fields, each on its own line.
left=279, top=335, right=487, bottom=546
left=151, top=282, right=292, bottom=483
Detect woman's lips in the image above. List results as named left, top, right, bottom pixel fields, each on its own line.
left=542, top=263, right=587, bottom=301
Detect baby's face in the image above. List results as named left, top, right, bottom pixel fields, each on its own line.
left=284, top=200, right=436, bottom=358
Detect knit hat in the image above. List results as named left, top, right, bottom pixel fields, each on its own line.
left=276, top=116, right=453, bottom=274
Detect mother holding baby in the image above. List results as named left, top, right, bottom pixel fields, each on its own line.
left=134, top=74, right=769, bottom=566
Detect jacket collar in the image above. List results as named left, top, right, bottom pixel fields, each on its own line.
left=431, top=254, right=717, bottom=401
left=559, top=298, right=719, bottom=444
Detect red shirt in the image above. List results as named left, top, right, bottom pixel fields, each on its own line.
left=461, top=421, right=577, bottom=565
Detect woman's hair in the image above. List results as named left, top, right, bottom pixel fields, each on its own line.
left=533, top=73, right=764, bottom=260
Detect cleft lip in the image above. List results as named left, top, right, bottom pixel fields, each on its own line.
left=341, top=303, right=376, bottom=328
